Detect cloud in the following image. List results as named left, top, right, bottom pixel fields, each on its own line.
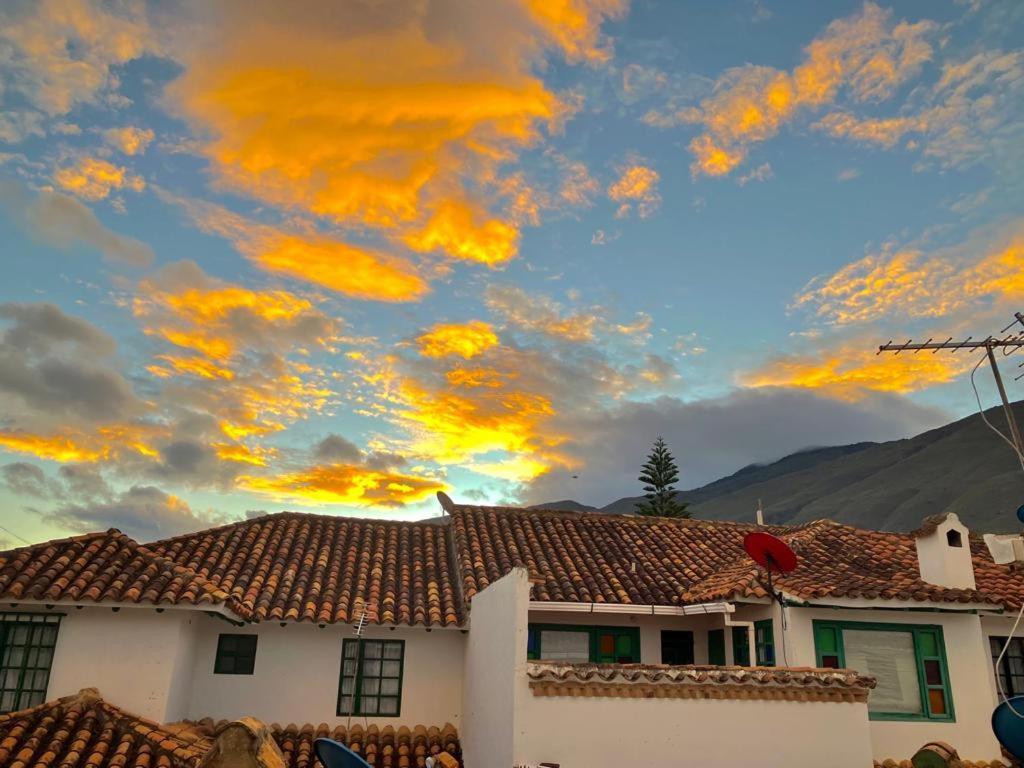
left=0, top=0, right=154, bottom=130
left=485, top=284, right=649, bottom=342
left=0, top=302, right=145, bottom=423
left=165, top=0, right=621, bottom=265
left=522, top=387, right=947, bottom=505
left=737, top=162, right=773, bottom=186
left=0, top=181, right=153, bottom=266
left=103, top=126, right=155, bottom=155
left=607, top=159, right=661, bottom=218
left=53, top=157, right=145, bottom=201
left=46, top=484, right=223, bottom=540
left=658, top=3, right=935, bottom=177
left=1, top=462, right=58, bottom=499
left=837, top=168, right=861, bottom=182
left=160, top=191, right=428, bottom=302
left=314, top=434, right=362, bottom=463
left=793, top=220, right=1024, bottom=326
left=416, top=321, right=500, bottom=359
left=238, top=463, right=445, bottom=507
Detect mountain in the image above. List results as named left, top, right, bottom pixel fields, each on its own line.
left=538, top=402, right=1024, bottom=533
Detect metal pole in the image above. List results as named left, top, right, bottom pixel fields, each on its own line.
left=986, top=342, right=1024, bottom=458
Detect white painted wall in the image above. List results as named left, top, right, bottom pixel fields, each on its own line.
left=782, top=606, right=1002, bottom=761
left=45, top=606, right=200, bottom=721
left=463, top=567, right=529, bottom=768
left=518, top=694, right=873, bottom=768
left=185, top=615, right=465, bottom=728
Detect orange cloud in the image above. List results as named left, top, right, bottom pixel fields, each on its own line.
left=417, top=321, right=500, bottom=359
left=814, top=112, right=924, bottom=148
left=167, top=1, right=619, bottom=266
left=103, top=126, right=155, bottom=155
left=53, top=157, right=145, bottom=200
left=794, top=223, right=1024, bottom=325
left=161, top=192, right=428, bottom=302
left=607, top=161, right=661, bottom=218
left=0, top=425, right=160, bottom=463
left=663, top=3, right=934, bottom=177
left=238, top=463, right=445, bottom=506
left=743, top=345, right=972, bottom=401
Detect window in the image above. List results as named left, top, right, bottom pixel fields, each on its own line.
left=732, top=627, right=751, bottom=666
left=991, top=636, right=1024, bottom=697
left=707, top=629, right=725, bottom=665
left=661, top=631, right=694, bottom=665
left=214, top=634, right=258, bottom=675
left=527, top=625, right=640, bottom=664
left=0, top=613, right=61, bottom=712
left=946, top=529, right=963, bottom=548
left=338, top=639, right=404, bottom=717
left=813, top=621, right=954, bottom=721
left=755, top=620, right=775, bottom=666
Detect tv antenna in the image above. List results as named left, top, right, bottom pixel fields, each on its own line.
left=346, top=605, right=369, bottom=732
left=877, top=312, right=1024, bottom=461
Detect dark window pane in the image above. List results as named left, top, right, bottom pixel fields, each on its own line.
left=661, top=631, right=694, bottom=665
left=821, top=654, right=840, bottom=669
left=924, top=659, right=943, bottom=686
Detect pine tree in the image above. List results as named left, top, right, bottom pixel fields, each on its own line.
left=634, top=437, right=690, bottom=518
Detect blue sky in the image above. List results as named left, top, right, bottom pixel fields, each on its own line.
left=1, top=0, right=1022, bottom=545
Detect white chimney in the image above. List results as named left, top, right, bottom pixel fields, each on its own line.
left=914, top=512, right=976, bottom=590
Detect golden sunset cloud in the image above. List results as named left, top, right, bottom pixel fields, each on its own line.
left=238, top=463, right=445, bottom=506
left=417, top=321, right=500, bottom=360
left=53, top=157, right=145, bottom=201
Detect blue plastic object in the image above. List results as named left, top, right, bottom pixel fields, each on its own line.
left=1016, top=504, right=1024, bottom=525
left=314, top=737, right=373, bottom=768
left=991, top=696, right=1024, bottom=760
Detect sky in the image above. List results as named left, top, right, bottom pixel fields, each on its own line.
left=1, top=0, right=1023, bottom=546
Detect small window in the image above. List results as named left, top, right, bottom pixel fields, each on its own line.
left=214, top=634, right=258, bottom=675
left=732, top=627, right=751, bottom=666
left=946, top=529, right=963, bottom=548
left=991, top=636, right=1024, bottom=697
left=0, top=613, right=62, bottom=712
left=338, top=639, right=404, bottom=716
left=755, top=620, right=775, bottom=666
left=526, top=625, right=641, bottom=664
left=813, top=621, right=954, bottom=722
left=661, top=630, right=694, bottom=665
left=707, top=629, right=726, bottom=665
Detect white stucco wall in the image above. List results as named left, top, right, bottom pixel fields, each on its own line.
left=45, top=606, right=200, bottom=721
left=782, top=605, right=1003, bottom=761
left=463, top=568, right=529, bottom=768
left=185, top=615, right=465, bottom=728
left=518, top=695, right=873, bottom=768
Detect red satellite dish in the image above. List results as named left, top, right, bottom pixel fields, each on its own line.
left=744, top=532, right=798, bottom=574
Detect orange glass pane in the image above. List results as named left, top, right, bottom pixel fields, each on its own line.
left=600, top=634, right=615, bottom=655
left=928, top=689, right=947, bottom=715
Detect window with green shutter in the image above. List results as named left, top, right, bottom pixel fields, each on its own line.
left=732, top=626, right=751, bottom=666
left=0, top=613, right=62, bottom=713
left=337, top=639, right=405, bottom=717
left=707, top=628, right=726, bottom=665
left=754, top=619, right=775, bottom=666
left=812, top=621, right=954, bottom=722
left=526, top=625, right=640, bottom=663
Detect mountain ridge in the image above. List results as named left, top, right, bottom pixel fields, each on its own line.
left=534, top=402, right=1024, bottom=533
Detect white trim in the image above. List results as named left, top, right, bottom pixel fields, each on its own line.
left=527, top=600, right=735, bottom=616
left=2, top=598, right=247, bottom=621
left=794, top=596, right=998, bottom=612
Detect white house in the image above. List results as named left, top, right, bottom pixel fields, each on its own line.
left=0, top=496, right=1022, bottom=768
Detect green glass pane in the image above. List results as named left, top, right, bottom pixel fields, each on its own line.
left=815, top=625, right=838, bottom=654
left=918, top=631, right=939, bottom=658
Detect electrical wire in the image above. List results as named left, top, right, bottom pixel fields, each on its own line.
left=971, top=350, right=1024, bottom=716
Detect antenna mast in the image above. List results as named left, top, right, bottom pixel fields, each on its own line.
left=877, top=314, right=1024, bottom=459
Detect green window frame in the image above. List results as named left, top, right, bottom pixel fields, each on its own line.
left=214, top=634, right=258, bottom=675
left=755, top=619, right=775, bottom=666
left=337, top=639, right=405, bottom=717
left=527, top=624, right=641, bottom=664
left=813, top=620, right=954, bottom=722
left=0, top=612, right=62, bottom=713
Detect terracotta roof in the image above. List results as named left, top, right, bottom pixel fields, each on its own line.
left=0, top=530, right=252, bottom=619
left=0, top=688, right=209, bottom=768
left=449, top=503, right=1009, bottom=609
left=147, top=512, right=462, bottom=626
left=526, top=661, right=876, bottom=703
left=191, top=719, right=462, bottom=768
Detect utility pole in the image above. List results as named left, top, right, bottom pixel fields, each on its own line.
left=877, top=315, right=1024, bottom=459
